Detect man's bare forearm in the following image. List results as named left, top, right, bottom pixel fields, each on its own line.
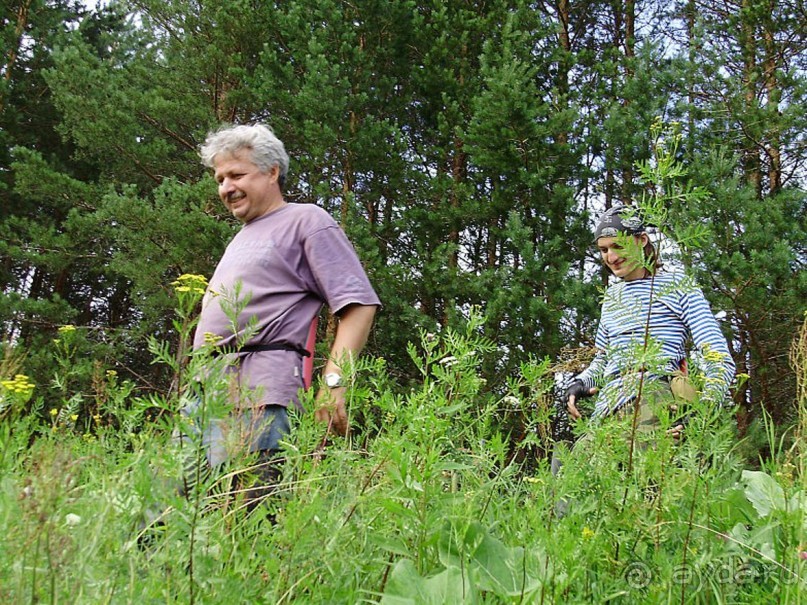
left=323, top=303, right=377, bottom=375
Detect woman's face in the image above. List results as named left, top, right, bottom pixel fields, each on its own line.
left=597, top=233, right=649, bottom=281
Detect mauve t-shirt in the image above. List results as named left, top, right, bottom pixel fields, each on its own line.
left=193, top=203, right=380, bottom=409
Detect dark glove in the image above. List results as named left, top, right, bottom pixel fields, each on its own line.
left=671, top=411, right=691, bottom=429
left=564, top=379, right=590, bottom=403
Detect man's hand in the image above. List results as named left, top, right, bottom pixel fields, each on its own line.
left=314, top=386, right=349, bottom=436
left=316, top=304, right=376, bottom=438
left=565, top=379, right=597, bottom=421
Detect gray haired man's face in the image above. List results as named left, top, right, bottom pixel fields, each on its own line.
left=213, top=150, right=283, bottom=224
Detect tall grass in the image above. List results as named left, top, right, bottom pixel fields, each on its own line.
left=0, top=311, right=805, bottom=603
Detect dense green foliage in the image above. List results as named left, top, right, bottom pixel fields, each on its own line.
left=0, top=307, right=805, bottom=602
left=0, top=0, right=805, bottom=599
left=2, top=0, right=803, bottom=424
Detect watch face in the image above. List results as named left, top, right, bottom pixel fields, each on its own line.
left=325, top=373, right=342, bottom=388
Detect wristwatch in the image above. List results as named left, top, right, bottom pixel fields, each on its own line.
left=324, top=372, right=343, bottom=388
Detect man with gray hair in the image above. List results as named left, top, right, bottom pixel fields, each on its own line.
left=191, top=123, right=380, bottom=510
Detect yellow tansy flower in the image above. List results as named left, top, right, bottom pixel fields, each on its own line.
left=172, top=274, right=208, bottom=292
left=203, top=332, right=221, bottom=345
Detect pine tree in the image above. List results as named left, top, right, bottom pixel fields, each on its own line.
left=668, top=0, right=807, bottom=427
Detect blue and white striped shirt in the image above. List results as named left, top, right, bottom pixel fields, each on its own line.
left=575, top=272, right=735, bottom=417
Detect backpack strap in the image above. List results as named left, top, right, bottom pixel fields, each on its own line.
left=302, top=316, right=318, bottom=389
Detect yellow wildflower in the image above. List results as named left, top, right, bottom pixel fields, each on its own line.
left=703, top=349, right=726, bottom=363
left=203, top=332, right=221, bottom=345
left=172, top=274, right=208, bottom=291
left=106, top=370, right=117, bottom=378
left=70, top=414, right=78, bottom=421
left=50, top=408, right=58, bottom=417
left=1, top=375, right=34, bottom=396
left=176, top=273, right=208, bottom=284
left=58, top=325, right=76, bottom=333
left=582, top=526, right=596, bottom=540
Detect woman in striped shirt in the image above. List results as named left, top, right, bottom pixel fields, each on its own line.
left=565, top=206, right=735, bottom=436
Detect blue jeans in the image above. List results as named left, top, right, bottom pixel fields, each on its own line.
left=178, top=399, right=291, bottom=467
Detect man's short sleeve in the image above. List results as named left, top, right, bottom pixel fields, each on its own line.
left=304, top=224, right=381, bottom=314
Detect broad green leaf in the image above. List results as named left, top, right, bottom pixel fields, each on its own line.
left=381, top=559, right=474, bottom=605
left=463, top=522, right=543, bottom=597
left=711, top=487, right=761, bottom=524
left=740, top=470, right=785, bottom=517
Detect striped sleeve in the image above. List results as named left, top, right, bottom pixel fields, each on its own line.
left=576, top=320, right=609, bottom=390
left=679, top=286, right=736, bottom=404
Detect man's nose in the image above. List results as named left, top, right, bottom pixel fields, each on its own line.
left=219, top=178, right=235, bottom=194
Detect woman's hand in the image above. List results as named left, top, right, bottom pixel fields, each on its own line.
left=565, top=380, right=598, bottom=420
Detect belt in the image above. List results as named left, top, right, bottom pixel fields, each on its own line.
left=213, top=343, right=311, bottom=358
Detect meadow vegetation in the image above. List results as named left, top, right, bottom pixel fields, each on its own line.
left=1, top=301, right=805, bottom=603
